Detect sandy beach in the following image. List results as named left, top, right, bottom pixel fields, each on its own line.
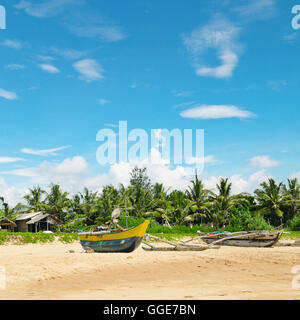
left=0, top=240, right=299, bottom=300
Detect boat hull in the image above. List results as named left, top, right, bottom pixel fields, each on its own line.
left=78, top=220, right=149, bottom=253
left=202, top=231, right=283, bottom=247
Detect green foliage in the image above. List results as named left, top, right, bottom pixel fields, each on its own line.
left=0, top=232, right=78, bottom=245
left=288, top=213, right=300, bottom=231
left=228, top=207, right=272, bottom=232
left=0, top=168, right=300, bottom=235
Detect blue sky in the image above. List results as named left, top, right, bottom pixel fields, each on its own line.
left=0, top=0, right=300, bottom=204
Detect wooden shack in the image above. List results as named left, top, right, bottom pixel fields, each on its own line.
left=0, top=217, right=16, bottom=232
left=15, top=212, right=61, bottom=232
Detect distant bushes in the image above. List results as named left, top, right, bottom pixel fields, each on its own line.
left=0, top=232, right=78, bottom=245
left=288, top=213, right=300, bottom=231
left=227, top=208, right=272, bottom=232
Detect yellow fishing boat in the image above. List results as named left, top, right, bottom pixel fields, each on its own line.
left=78, top=220, right=150, bottom=253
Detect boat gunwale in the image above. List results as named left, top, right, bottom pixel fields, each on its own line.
left=78, top=220, right=149, bottom=236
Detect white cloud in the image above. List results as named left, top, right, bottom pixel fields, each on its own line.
left=73, top=59, right=104, bottom=82
left=1, top=40, right=23, bottom=50
left=0, top=89, right=18, bottom=100
left=0, top=177, right=26, bottom=206
left=268, top=80, right=287, bottom=91
left=201, top=170, right=272, bottom=195
left=234, top=0, right=276, bottom=19
left=2, top=156, right=88, bottom=185
left=0, top=150, right=278, bottom=207
left=5, top=64, right=25, bottom=71
left=249, top=155, right=279, bottom=168
left=290, top=172, right=300, bottom=179
left=180, top=105, right=255, bottom=119
left=21, top=145, right=71, bottom=156
left=37, top=55, right=55, bottom=61
left=0, top=157, right=24, bottom=164
left=172, top=90, right=194, bottom=97
left=185, top=155, right=218, bottom=165
left=68, top=25, right=126, bottom=42
left=99, top=99, right=109, bottom=105
left=196, top=50, right=238, bottom=78
left=14, top=0, right=83, bottom=18
left=38, top=64, right=60, bottom=74
left=50, top=47, right=87, bottom=60
left=182, top=17, right=241, bottom=78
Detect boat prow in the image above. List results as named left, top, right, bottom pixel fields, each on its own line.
left=78, top=220, right=150, bottom=253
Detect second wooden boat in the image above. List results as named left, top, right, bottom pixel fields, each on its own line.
left=200, top=230, right=283, bottom=247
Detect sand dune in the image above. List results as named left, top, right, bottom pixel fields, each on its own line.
left=0, top=240, right=299, bottom=300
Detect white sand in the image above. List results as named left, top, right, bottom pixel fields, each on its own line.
left=0, top=240, right=299, bottom=300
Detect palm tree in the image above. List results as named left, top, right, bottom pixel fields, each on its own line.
left=152, top=183, right=169, bottom=200
left=216, top=178, right=232, bottom=199
left=185, top=177, right=212, bottom=224
left=0, top=197, right=18, bottom=220
left=282, top=178, right=300, bottom=221
left=78, top=188, right=98, bottom=224
left=209, top=177, right=249, bottom=228
left=210, top=195, right=245, bottom=228
left=254, top=178, right=290, bottom=226
left=24, top=186, right=46, bottom=212
left=45, top=184, right=70, bottom=219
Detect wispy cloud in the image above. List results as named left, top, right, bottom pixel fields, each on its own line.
left=73, top=59, right=104, bottom=82
left=50, top=47, right=87, bottom=60
left=15, top=1, right=126, bottom=42
left=38, top=64, right=60, bottom=74
left=0, top=157, right=24, bottom=164
left=14, top=0, right=83, bottom=18
left=1, top=39, right=23, bottom=50
left=99, top=99, right=109, bottom=105
left=172, top=101, right=195, bottom=109
left=182, top=17, right=242, bottom=78
left=0, top=88, right=18, bottom=100
left=283, top=32, right=299, bottom=44
left=1, top=156, right=88, bottom=184
left=249, top=155, right=279, bottom=168
left=180, top=105, right=256, bottom=119
left=20, top=145, right=71, bottom=156
left=185, top=155, right=219, bottom=165
left=104, top=123, right=117, bottom=128
left=4, top=64, right=25, bottom=71
left=267, top=80, right=287, bottom=91
left=172, top=90, right=194, bottom=97
left=67, top=24, right=126, bottom=42
left=37, top=55, right=55, bottom=61
left=234, top=0, right=276, bottom=19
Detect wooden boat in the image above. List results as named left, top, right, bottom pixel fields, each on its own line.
left=78, top=220, right=150, bottom=253
left=142, top=233, right=220, bottom=251
left=200, top=230, right=283, bottom=247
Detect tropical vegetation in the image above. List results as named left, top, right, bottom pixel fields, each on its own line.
left=0, top=167, right=300, bottom=233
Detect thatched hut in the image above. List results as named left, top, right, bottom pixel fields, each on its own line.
left=0, top=217, right=17, bottom=232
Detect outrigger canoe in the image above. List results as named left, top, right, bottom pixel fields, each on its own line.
left=78, top=220, right=150, bottom=253
left=200, top=230, right=283, bottom=247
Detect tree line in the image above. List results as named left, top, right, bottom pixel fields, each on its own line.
left=0, top=167, right=300, bottom=231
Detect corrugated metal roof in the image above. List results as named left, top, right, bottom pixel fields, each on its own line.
left=26, top=213, right=50, bottom=224
left=15, top=212, right=42, bottom=221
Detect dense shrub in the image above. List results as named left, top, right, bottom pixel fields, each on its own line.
left=227, top=208, right=272, bottom=231
left=288, top=213, right=300, bottom=231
